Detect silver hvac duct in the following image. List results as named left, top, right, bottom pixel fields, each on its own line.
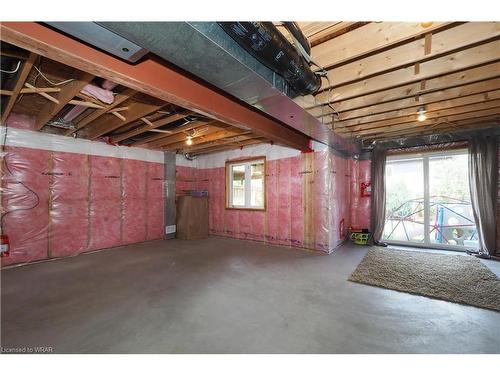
left=47, top=22, right=357, bottom=154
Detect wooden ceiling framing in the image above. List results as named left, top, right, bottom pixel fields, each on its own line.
left=296, top=21, right=500, bottom=142
left=1, top=21, right=498, bottom=152
left=0, top=42, right=267, bottom=155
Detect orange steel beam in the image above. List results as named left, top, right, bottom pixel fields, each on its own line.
left=0, top=22, right=311, bottom=151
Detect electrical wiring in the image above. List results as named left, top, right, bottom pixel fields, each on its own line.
left=1, top=123, right=40, bottom=233
left=32, top=65, right=75, bottom=86
left=0, top=60, right=21, bottom=74
left=183, top=153, right=197, bottom=161
left=13, top=59, right=75, bottom=105
left=282, top=25, right=340, bottom=127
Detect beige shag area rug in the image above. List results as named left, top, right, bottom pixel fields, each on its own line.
left=349, top=248, right=500, bottom=312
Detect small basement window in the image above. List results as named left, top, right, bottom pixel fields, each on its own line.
left=226, top=157, right=266, bottom=210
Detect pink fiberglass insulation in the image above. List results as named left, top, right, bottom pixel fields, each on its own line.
left=224, top=202, right=238, bottom=238
left=146, top=162, right=165, bottom=240
left=101, top=79, right=118, bottom=91
left=313, top=150, right=330, bottom=251
left=207, top=167, right=225, bottom=236
left=239, top=209, right=253, bottom=240
left=350, top=159, right=371, bottom=230
left=290, top=154, right=304, bottom=248
left=89, top=155, right=122, bottom=250
left=63, top=105, right=87, bottom=122
left=175, top=166, right=197, bottom=196
left=196, top=168, right=210, bottom=192
left=266, top=159, right=279, bottom=245
left=191, top=147, right=349, bottom=253
left=1, top=114, right=166, bottom=267
left=277, top=157, right=291, bottom=246
left=50, top=151, right=90, bottom=258
left=330, top=154, right=351, bottom=248
left=1, top=146, right=50, bottom=266
left=80, top=84, right=115, bottom=104
left=251, top=211, right=266, bottom=243
left=5, top=112, right=37, bottom=131
left=122, top=159, right=148, bottom=245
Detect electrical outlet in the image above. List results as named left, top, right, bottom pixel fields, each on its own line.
left=165, top=225, right=176, bottom=234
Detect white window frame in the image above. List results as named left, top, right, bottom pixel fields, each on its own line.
left=384, top=148, right=473, bottom=252
left=226, top=157, right=266, bottom=210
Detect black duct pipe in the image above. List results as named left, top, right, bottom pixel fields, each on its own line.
left=218, top=22, right=321, bottom=96
left=282, top=21, right=311, bottom=55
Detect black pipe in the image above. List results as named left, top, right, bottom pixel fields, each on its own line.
left=218, top=22, right=321, bottom=96
left=282, top=21, right=311, bottom=55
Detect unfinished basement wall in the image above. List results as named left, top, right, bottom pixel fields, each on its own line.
left=349, top=157, right=372, bottom=230
left=177, top=142, right=352, bottom=253
left=497, top=138, right=500, bottom=253
left=177, top=140, right=500, bottom=253
left=347, top=142, right=500, bottom=253
left=1, top=113, right=165, bottom=267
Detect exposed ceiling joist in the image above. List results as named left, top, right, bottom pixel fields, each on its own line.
left=316, top=22, right=500, bottom=90
left=110, top=112, right=188, bottom=143
left=163, top=128, right=249, bottom=151
left=0, top=22, right=310, bottom=151
left=34, top=71, right=94, bottom=130
left=316, top=61, right=500, bottom=120
left=185, top=134, right=261, bottom=154
left=333, top=78, right=500, bottom=122
left=313, top=39, right=500, bottom=106
left=354, top=105, right=500, bottom=138
left=0, top=52, right=37, bottom=124
left=298, top=22, right=367, bottom=47
left=82, top=100, right=165, bottom=139
left=366, top=115, right=500, bottom=141
left=311, top=22, right=452, bottom=70
left=65, top=88, right=136, bottom=135
left=336, top=89, right=500, bottom=130
left=152, top=124, right=225, bottom=149
left=133, top=121, right=215, bottom=147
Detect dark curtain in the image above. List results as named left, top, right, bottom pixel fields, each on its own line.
left=468, top=134, right=499, bottom=258
left=370, top=146, right=387, bottom=245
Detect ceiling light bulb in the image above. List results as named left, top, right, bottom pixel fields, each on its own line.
left=186, top=135, right=193, bottom=146
left=417, top=108, right=427, bottom=122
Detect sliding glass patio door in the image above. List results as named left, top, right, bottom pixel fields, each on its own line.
left=383, top=149, right=477, bottom=251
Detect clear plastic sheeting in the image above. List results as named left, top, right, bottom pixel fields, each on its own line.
left=2, top=146, right=50, bottom=264
left=497, top=140, right=500, bottom=252
left=1, top=113, right=165, bottom=163
left=1, top=114, right=166, bottom=267
left=330, top=153, right=351, bottom=249
left=175, top=166, right=197, bottom=196
left=349, top=158, right=371, bottom=230
left=180, top=143, right=353, bottom=253
left=1, top=150, right=166, bottom=267
left=386, top=141, right=468, bottom=155
left=367, top=126, right=500, bottom=152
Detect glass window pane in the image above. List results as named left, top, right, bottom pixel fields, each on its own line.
left=428, top=152, right=477, bottom=248
left=383, top=157, right=425, bottom=243
left=231, top=164, right=245, bottom=206
left=250, top=162, right=264, bottom=208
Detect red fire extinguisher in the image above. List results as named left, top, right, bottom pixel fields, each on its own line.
left=360, top=182, right=372, bottom=197
left=1, top=234, right=10, bottom=257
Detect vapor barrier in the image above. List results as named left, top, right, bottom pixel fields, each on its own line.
left=349, top=158, right=372, bottom=230
left=1, top=114, right=165, bottom=267
left=181, top=144, right=354, bottom=253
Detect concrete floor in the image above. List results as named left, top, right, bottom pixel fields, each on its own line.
left=1, top=237, right=500, bottom=354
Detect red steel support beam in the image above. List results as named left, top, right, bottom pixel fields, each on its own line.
left=0, top=22, right=311, bottom=151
